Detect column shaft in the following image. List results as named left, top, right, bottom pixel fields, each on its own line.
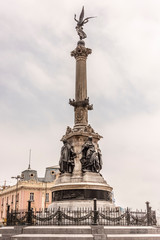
left=76, top=57, right=87, bottom=101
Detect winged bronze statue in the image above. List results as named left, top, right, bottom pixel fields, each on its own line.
left=74, top=6, right=95, bottom=40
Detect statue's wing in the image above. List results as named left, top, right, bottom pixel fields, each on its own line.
left=79, top=6, right=84, bottom=23
left=82, top=16, right=96, bottom=26
left=84, top=16, right=96, bottom=21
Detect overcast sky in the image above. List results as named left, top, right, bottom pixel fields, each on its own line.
left=0, top=0, right=160, bottom=211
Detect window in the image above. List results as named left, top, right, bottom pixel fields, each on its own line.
left=6, top=197, right=8, bottom=205
left=30, top=193, right=34, bottom=201
left=11, top=195, right=14, bottom=204
left=16, top=193, right=19, bottom=202
left=45, top=193, right=49, bottom=202
left=52, top=192, right=55, bottom=202
left=1, top=198, right=4, bottom=206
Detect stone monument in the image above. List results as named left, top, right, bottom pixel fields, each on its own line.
left=49, top=7, right=114, bottom=209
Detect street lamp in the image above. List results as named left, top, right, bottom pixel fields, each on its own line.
left=11, top=175, right=23, bottom=211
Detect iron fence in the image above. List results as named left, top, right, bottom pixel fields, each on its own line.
left=6, top=199, right=157, bottom=226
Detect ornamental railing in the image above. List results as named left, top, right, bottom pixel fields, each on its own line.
left=6, top=199, right=157, bottom=226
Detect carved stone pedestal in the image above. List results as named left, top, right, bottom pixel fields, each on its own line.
left=49, top=155, right=114, bottom=210
left=82, top=172, right=107, bottom=184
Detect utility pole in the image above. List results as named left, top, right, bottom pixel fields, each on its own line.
left=11, top=175, right=23, bottom=212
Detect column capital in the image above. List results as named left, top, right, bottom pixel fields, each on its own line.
left=71, top=44, right=92, bottom=59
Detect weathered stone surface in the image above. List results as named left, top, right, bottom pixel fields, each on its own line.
left=0, top=227, right=15, bottom=240
left=93, top=234, right=106, bottom=240
left=2, top=226, right=160, bottom=240
left=11, top=234, right=94, bottom=240
left=106, top=233, right=160, bottom=239
left=48, top=198, right=114, bottom=210
left=91, top=226, right=105, bottom=235
left=0, top=227, right=14, bottom=234
left=23, top=226, right=92, bottom=234
left=82, top=172, right=106, bottom=184
left=104, top=226, right=160, bottom=235
left=70, top=41, right=92, bottom=128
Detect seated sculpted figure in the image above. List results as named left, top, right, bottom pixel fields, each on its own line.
left=59, top=140, right=76, bottom=174
left=80, top=137, right=102, bottom=173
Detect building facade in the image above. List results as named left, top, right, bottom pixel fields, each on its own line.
left=0, top=165, right=59, bottom=224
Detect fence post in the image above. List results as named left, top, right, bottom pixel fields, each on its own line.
left=146, top=201, right=150, bottom=226
left=149, top=207, right=152, bottom=225
left=57, top=207, right=62, bottom=226
left=126, top=207, right=130, bottom=226
left=6, top=205, right=10, bottom=226
left=93, top=198, right=98, bottom=225
left=10, top=209, right=13, bottom=226
left=27, top=200, right=32, bottom=225
left=152, top=210, right=157, bottom=225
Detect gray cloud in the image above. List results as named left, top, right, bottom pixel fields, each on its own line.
left=0, top=0, right=160, bottom=211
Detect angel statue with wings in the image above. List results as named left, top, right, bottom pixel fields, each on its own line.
left=74, top=6, right=95, bottom=40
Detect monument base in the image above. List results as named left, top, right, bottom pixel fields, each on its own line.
left=55, top=171, right=107, bottom=185
left=49, top=171, right=114, bottom=210
left=48, top=199, right=114, bottom=210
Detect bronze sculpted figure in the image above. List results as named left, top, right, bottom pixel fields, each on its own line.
left=80, top=137, right=102, bottom=173
left=59, top=140, right=76, bottom=174
left=74, top=6, right=95, bottom=40
left=97, top=145, right=103, bottom=171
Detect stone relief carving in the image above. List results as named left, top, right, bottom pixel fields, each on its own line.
left=84, top=124, right=95, bottom=133
left=59, top=140, right=76, bottom=174
left=62, top=124, right=102, bottom=141
left=75, top=107, right=84, bottom=122
left=66, top=126, right=72, bottom=135
left=75, top=107, right=88, bottom=124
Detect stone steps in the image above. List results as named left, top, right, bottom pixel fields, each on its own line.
left=104, top=226, right=160, bottom=234
left=0, top=226, right=15, bottom=239
left=1, top=225, right=160, bottom=240
left=107, top=234, right=160, bottom=239
left=0, top=227, right=15, bottom=234
left=12, top=226, right=93, bottom=240
left=105, top=226, right=160, bottom=240
left=11, top=234, right=93, bottom=240
left=23, top=226, right=91, bottom=234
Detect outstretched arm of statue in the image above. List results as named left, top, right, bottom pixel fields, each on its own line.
left=74, top=14, right=78, bottom=23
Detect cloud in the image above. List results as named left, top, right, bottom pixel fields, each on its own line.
left=0, top=0, right=160, bottom=210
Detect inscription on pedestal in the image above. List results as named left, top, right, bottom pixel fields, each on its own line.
left=52, top=189, right=112, bottom=202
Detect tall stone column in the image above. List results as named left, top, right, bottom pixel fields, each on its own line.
left=63, top=41, right=101, bottom=177
left=50, top=7, right=114, bottom=210
left=70, top=40, right=93, bottom=127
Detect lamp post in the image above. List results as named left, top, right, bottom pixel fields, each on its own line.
left=11, top=175, right=23, bottom=212
left=146, top=201, right=151, bottom=226
left=44, top=181, right=48, bottom=210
